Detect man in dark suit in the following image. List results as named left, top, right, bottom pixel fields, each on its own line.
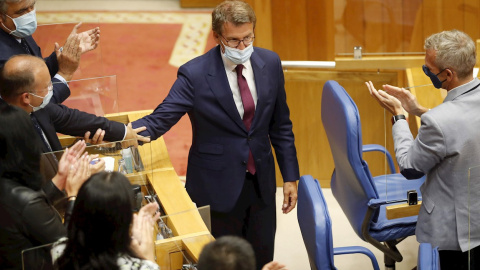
left=0, top=55, right=150, bottom=200
left=132, top=1, right=299, bottom=268
left=0, top=0, right=100, bottom=104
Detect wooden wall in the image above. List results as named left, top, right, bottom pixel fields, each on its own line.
left=335, top=0, right=480, bottom=54
left=182, top=0, right=480, bottom=61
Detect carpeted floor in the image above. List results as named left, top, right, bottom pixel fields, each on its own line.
left=34, top=11, right=218, bottom=176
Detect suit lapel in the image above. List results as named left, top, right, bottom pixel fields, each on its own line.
left=250, top=50, right=267, bottom=130
left=206, top=46, right=246, bottom=132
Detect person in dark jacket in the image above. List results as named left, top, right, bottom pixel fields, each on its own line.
left=0, top=103, right=92, bottom=269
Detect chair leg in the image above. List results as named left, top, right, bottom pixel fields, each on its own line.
left=384, top=254, right=396, bottom=270
left=362, top=208, right=403, bottom=262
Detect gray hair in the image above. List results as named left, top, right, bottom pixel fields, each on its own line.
left=424, top=30, right=476, bottom=79
left=0, top=0, right=22, bottom=15
left=212, top=0, right=256, bottom=35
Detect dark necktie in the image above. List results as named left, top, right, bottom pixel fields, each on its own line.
left=235, top=64, right=256, bottom=174
left=30, top=114, right=53, bottom=152
left=20, top=38, right=32, bottom=55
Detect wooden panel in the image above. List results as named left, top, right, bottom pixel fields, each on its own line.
left=335, top=56, right=424, bottom=70
left=364, top=0, right=386, bottom=53
left=306, top=0, right=335, bottom=60
left=275, top=69, right=399, bottom=187
left=443, top=0, right=464, bottom=31
left=271, top=0, right=308, bottom=60
left=246, top=0, right=273, bottom=50
left=342, top=0, right=365, bottom=54
left=464, top=0, right=480, bottom=40
left=386, top=202, right=422, bottom=220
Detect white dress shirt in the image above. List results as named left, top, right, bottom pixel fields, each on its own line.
left=220, top=47, right=257, bottom=120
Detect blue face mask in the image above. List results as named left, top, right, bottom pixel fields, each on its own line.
left=222, top=41, right=254, bottom=65
left=2, top=9, right=37, bottom=38
left=422, top=65, right=447, bottom=89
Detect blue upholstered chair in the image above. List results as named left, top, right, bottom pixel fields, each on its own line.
left=297, top=175, right=380, bottom=270
left=417, top=243, right=439, bottom=270
left=321, top=80, right=425, bottom=269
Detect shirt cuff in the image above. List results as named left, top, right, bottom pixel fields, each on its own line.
left=122, top=125, right=127, bottom=140
left=54, top=74, right=68, bottom=85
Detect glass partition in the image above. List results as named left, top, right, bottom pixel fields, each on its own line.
left=333, top=0, right=477, bottom=56
left=53, top=75, right=118, bottom=116
left=468, top=165, right=480, bottom=269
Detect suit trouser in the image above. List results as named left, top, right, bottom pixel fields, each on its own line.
left=210, top=172, right=276, bottom=270
left=439, top=245, right=480, bottom=270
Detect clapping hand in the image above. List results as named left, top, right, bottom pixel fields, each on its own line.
left=130, top=202, right=160, bottom=262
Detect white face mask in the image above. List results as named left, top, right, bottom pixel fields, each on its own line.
left=29, top=89, right=53, bottom=112
left=2, top=9, right=37, bottom=38
left=222, top=40, right=254, bottom=65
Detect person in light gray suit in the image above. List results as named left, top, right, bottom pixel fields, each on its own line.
left=366, top=30, right=480, bottom=270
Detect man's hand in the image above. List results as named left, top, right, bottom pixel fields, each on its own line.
left=131, top=202, right=160, bottom=262
left=383, top=84, right=429, bottom=117
left=282, top=181, right=298, bottom=214
left=74, top=22, right=100, bottom=54
left=123, top=123, right=151, bottom=147
left=84, top=128, right=105, bottom=145
left=365, top=81, right=403, bottom=115
left=262, top=261, right=287, bottom=270
left=55, top=27, right=81, bottom=82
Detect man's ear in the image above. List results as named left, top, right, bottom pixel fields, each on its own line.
left=19, top=92, right=31, bottom=106
left=0, top=14, right=6, bottom=24
left=446, top=68, right=455, bottom=81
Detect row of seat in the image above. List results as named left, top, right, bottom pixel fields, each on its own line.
left=296, top=81, right=439, bottom=270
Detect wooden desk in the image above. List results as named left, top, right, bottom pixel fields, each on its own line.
left=58, top=110, right=213, bottom=270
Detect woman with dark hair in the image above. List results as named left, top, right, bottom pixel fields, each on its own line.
left=0, top=103, right=91, bottom=269
left=52, top=171, right=160, bottom=270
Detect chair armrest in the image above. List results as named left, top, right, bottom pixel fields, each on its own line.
left=333, top=246, right=380, bottom=270
left=363, top=144, right=396, bottom=174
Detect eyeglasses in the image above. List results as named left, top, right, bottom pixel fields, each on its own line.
left=221, top=35, right=255, bottom=48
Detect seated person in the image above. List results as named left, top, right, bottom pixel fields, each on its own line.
left=52, top=171, right=160, bottom=270
left=0, top=54, right=150, bottom=202
left=198, top=236, right=286, bottom=270
left=0, top=103, right=93, bottom=269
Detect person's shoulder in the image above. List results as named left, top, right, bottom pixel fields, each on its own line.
left=181, top=46, right=220, bottom=67
left=253, top=46, right=280, bottom=59
left=117, top=255, right=160, bottom=270
left=0, top=177, right=43, bottom=210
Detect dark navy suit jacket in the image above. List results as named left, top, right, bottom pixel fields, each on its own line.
left=133, top=46, right=300, bottom=213
left=0, top=29, right=70, bottom=104
left=34, top=103, right=126, bottom=152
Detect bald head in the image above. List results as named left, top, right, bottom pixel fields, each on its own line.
left=0, top=54, right=46, bottom=101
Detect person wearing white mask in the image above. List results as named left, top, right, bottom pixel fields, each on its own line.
left=130, top=1, right=299, bottom=269
left=0, top=0, right=100, bottom=104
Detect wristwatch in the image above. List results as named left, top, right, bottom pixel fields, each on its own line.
left=391, top=114, right=406, bottom=125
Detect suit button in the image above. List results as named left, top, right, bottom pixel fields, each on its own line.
left=242, top=161, right=247, bottom=165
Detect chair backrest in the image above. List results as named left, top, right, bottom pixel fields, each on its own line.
left=321, top=80, right=379, bottom=240
left=297, top=175, right=336, bottom=270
